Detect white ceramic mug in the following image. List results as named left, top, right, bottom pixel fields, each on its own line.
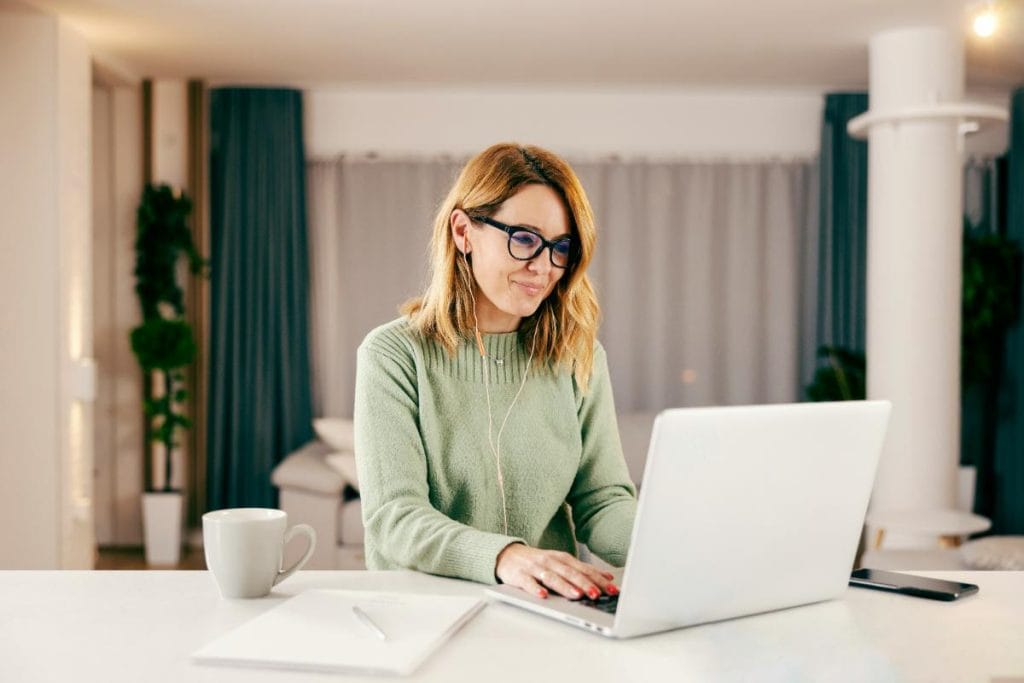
left=202, top=508, right=316, bottom=599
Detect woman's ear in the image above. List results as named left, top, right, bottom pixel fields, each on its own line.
left=450, top=209, right=472, bottom=255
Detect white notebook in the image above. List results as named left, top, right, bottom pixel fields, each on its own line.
left=192, top=589, right=485, bottom=676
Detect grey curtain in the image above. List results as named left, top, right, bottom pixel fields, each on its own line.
left=573, top=160, right=818, bottom=411
left=815, top=93, right=869, bottom=376
left=993, top=86, right=1024, bottom=533
left=208, top=88, right=314, bottom=509
left=306, top=157, right=465, bottom=417
left=307, top=155, right=818, bottom=418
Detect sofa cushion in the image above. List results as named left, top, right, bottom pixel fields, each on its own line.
left=960, top=536, right=1024, bottom=570
left=325, top=452, right=360, bottom=490
left=337, top=499, right=364, bottom=545
left=313, top=417, right=355, bottom=452
left=270, top=440, right=345, bottom=495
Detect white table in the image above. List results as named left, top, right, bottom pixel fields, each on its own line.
left=1, top=570, right=1021, bottom=683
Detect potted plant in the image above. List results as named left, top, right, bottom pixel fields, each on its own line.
left=805, top=346, right=866, bottom=402
left=130, top=184, right=208, bottom=566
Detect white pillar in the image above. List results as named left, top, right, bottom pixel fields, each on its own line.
left=865, top=27, right=964, bottom=517
left=0, top=10, right=94, bottom=568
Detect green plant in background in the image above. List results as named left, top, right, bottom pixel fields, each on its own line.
left=129, top=184, right=208, bottom=493
left=962, top=228, right=1023, bottom=387
left=806, top=346, right=866, bottom=401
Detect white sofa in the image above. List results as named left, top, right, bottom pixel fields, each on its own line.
left=271, top=439, right=366, bottom=569
left=271, top=413, right=658, bottom=570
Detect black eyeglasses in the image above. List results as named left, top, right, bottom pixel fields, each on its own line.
left=470, top=215, right=574, bottom=269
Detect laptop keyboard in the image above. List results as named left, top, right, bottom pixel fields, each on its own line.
left=578, top=593, right=619, bottom=614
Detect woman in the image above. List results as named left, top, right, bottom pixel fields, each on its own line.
left=354, top=143, right=636, bottom=601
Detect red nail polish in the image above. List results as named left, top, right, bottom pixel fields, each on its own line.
left=607, top=584, right=619, bottom=596
left=588, top=587, right=600, bottom=599
left=538, top=588, right=549, bottom=599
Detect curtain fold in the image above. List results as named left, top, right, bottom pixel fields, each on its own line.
left=307, top=157, right=465, bottom=417
left=993, top=86, right=1024, bottom=533
left=307, top=156, right=817, bottom=418
left=208, top=88, right=314, bottom=509
left=815, top=93, right=869, bottom=370
left=573, top=160, right=818, bottom=411
left=962, top=156, right=1007, bottom=524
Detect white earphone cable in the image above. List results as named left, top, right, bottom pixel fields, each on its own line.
left=461, top=241, right=537, bottom=535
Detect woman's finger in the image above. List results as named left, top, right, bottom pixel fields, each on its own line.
left=562, top=558, right=619, bottom=595
left=550, top=563, right=602, bottom=599
left=537, top=567, right=584, bottom=600
left=514, top=573, right=549, bottom=599
left=496, top=545, right=619, bottom=598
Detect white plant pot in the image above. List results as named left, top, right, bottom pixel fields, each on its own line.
left=142, top=492, right=183, bottom=566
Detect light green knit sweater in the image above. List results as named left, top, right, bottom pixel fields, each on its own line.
left=353, top=318, right=637, bottom=585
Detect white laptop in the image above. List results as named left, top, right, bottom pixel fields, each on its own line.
left=486, top=400, right=892, bottom=639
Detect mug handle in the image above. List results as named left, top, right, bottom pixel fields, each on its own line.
left=275, top=523, right=317, bottom=586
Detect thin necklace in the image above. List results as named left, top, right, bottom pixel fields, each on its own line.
left=483, top=347, right=515, bottom=366
left=474, top=327, right=517, bottom=365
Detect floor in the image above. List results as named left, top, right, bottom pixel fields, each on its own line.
left=95, top=546, right=207, bottom=570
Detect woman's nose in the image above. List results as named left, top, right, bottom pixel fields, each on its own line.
left=527, top=250, right=553, bottom=275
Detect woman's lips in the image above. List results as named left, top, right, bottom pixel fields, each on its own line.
left=514, top=281, right=544, bottom=296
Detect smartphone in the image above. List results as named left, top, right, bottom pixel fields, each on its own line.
left=850, top=568, right=979, bottom=601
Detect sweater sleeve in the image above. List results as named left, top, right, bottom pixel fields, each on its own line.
left=354, top=333, right=524, bottom=584
left=567, top=343, right=638, bottom=567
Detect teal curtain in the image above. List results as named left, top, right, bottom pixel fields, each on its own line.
left=993, top=86, right=1024, bottom=533
left=961, top=157, right=1008, bottom=522
left=816, top=93, right=869, bottom=359
left=207, top=88, right=314, bottom=509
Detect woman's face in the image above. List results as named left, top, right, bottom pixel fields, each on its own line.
left=452, top=184, right=571, bottom=333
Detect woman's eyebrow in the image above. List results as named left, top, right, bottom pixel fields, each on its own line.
left=516, top=222, right=572, bottom=240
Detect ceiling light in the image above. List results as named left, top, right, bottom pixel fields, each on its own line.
left=973, top=5, right=998, bottom=37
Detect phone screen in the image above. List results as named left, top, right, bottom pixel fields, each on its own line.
left=850, top=568, right=979, bottom=601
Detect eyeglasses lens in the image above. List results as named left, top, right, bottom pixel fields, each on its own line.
left=509, top=230, right=571, bottom=267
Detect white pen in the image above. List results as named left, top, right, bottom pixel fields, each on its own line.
left=351, top=605, right=388, bottom=641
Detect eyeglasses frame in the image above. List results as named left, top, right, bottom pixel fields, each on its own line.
left=468, top=215, right=575, bottom=269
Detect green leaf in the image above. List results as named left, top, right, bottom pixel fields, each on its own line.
left=130, top=318, right=196, bottom=371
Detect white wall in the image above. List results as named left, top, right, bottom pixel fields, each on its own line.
left=152, top=79, right=189, bottom=190
left=92, top=79, right=145, bottom=546
left=57, top=14, right=94, bottom=570
left=92, top=76, right=190, bottom=548
left=305, top=86, right=1010, bottom=160
left=306, top=87, right=824, bottom=159
left=0, top=8, right=93, bottom=568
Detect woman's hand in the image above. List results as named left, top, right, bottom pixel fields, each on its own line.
left=494, top=543, right=620, bottom=600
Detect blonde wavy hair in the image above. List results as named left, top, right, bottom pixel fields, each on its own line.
left=402, top=143, right=602, bottom=392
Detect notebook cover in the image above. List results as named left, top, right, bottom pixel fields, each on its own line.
left=191, top=589, right=485, bottom=676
